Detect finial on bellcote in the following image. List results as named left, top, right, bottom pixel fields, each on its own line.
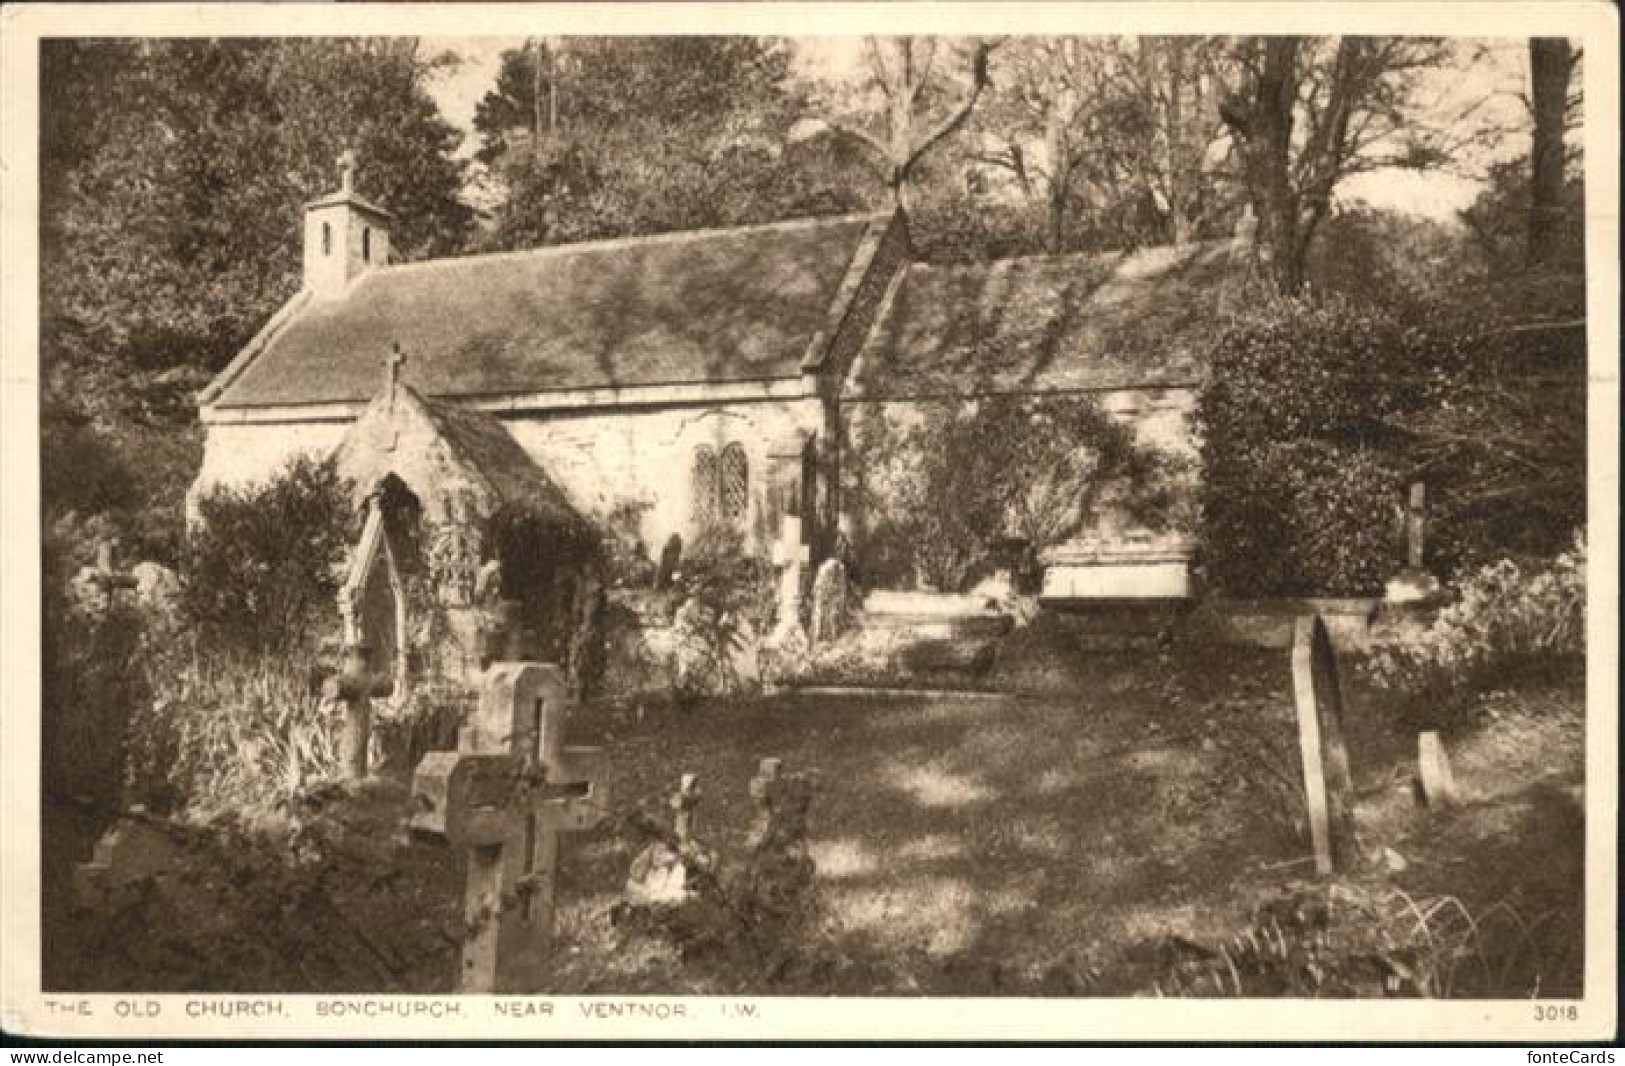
left=338, top=148, right=358, bottom=194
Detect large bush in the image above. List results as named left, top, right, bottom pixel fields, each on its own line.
left=183, top=457, right=355, bottom=657
left=1366, top=530, right=1585, bottom=701
left=1197, top=295, right=1448, bottom=597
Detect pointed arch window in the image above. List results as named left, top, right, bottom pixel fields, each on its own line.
left=719, top=442, right=748, bottom=523
left=692, top=442, right=750, bottom=527
left=322, top=222, right=333, bottom=256
left=692, top=445, right=719, bottom=525
left=362, top=226, right=372, bottom=263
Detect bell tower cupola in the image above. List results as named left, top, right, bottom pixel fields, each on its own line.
left=303, top=149, right=395, bottom=299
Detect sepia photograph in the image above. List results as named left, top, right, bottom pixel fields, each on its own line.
left=1, top=1, right=1617, bottom=1043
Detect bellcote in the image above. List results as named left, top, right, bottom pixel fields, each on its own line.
left=303, top=149, right=395, bottom=299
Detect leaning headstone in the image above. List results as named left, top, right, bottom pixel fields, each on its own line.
left=130, top=561, right=182, bottom=624
left=1416, top=731, right=1459, bottom=808
left=1290, top=614, right=1358, bottom=875
left=809, top=557, right=851, bottom=644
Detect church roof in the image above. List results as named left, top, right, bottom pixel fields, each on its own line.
left=845, top=240, right=1242, bottom=399
left=209, top=213, right=888, bottom=409
left=332, top=384, right=591, bottom=536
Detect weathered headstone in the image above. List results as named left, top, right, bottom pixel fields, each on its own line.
left=1385, top=482, right=1444, bottom=604
left=1290, top=614, right=1358, bottom=875
left=1417, top=730, right=1459, bottom=808
left=624, top=773, right=715, bottom=907
left=71, top=541, right=138, bottom=615
left=770, top=515, right=811, bottom=648
left=654, top=533, right=683, bottom=592
left=809, top=557, right=851, bottom=645
left=410, top=663, right=608, bottom=993
left=740, top=757, right=816, bottom=919
left=321, top=641, right=393, bottom=780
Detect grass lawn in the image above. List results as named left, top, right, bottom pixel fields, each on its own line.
left=44, top=643, right=1585, bottom=997
left=549, top=644, right=1585, bottom=996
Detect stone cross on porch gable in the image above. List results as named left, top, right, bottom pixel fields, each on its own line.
left=410, top=663, right=608, bottom=993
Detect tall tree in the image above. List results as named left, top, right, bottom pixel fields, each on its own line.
left=42, top=38, right=472, bottom=389
left=1218, top=36, right=1454, bottom=294
left=801, top=37, right=997, bottom=218
left=474, top=36, right=870, bottom=249
left=1527, top=37, right=1580, bottom=268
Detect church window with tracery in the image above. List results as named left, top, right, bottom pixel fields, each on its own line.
left=692, top=445, right=719, bottom=524
left=692, top=442, right=749, bottom=527
left=719, top=442, right=748, bottom=523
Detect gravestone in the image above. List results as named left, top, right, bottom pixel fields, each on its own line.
left=624, top=773, right=715, bottom=907
left=809, top=557, right=851, bottom=645
left=321, top=641, right=393, bottom=780
left=739, top=757, right=816, bottom=920
left=1290, top=614, right=1358, bottom=875
left=410, top=663, right=608, bottom=993
left=1417, top=731, right=1458, bottom=808
left=71, top=541, right=138, bottom=615
left=654, top=534, right=683, bottom=592
left=769, top=515, right=811, bottom=649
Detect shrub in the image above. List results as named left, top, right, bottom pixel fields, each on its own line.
left=1365, top=530, right=1585, bottom=701
left=669, top=522, right=776, bottom=697
left=1198, top=295, right=1445, bottom=597
left=484, top=497, right=603, bottom=672
left=852, top=395, right=1192, bottom=592
left=183, top=457, right=355, bottom=657
left=124, top=647, right=344, bottom=824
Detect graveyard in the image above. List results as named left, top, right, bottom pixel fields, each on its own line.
left=42, top=608, right=1585, bottom=997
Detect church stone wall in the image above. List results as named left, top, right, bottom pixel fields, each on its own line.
left=843, top=385, right=1199, bottom=549
left=190, top=395, right=821, bottom=560
left=190, top=419, right=351, bottom=516
left=500, top=397, right=824, bottom=559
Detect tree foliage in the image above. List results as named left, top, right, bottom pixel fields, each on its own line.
left=1217, top=36, right=1460, bottom=294
left=854, top=395, right=1191, bottom=592
left=473, top=37, right=875, bottom=250
left=182, top=457, right=356, bottom=657
left=1197, top=296, right=1445, bottom=596
left=42, top=39, right=472, bottom=381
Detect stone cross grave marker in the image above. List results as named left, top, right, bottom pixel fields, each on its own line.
left=1417, top=730, right=1459, bottom=808
left=1405, top=482, right=1427, bottom=570
left=770, top=514, right=811, bottom=644
left=411, top=663, right=608, bottom=993
left=322, top=642, right=394, bottom=780
left=742, top=757, right=816, bottom=917
left=74, top=540, right=138, bottom=615
left=1387, top=481, right=1442, bottom=603
left=1290, top=614, right=1358, bottom=875
left=624, top=773, right=710, bottom=907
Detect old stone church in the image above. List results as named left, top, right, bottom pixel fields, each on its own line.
left=192, top=161, right=1239, bottom=687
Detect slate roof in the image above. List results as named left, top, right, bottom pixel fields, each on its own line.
left=209, top=214, right=886, bottom=409
left=846, top=240, right=1241, bottom=399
